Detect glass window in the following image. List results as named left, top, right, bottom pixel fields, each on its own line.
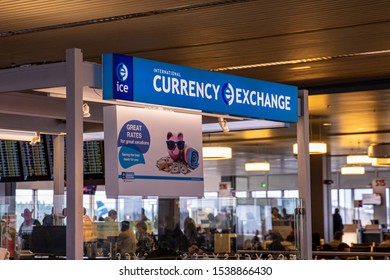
left=204, top=192, right=218, bottom=198
left=353, top=189, right=373, bottom=226
left=235, top=191, right=247, bottom=198
left=37, top=190, right=54, bottom=224
left=252, top=191, right=266, bottom=198
left=267, top=190, right=282, bottom=198
left=15, top=189, right=33, bottom=204
left=338, top=189, right=353, bottom=225
left=331, top=189, right=339, bottom=208
left=284, top=190, right=299, bottom=198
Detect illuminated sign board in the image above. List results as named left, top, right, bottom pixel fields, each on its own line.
left=103, top=54, right=298, bottom=123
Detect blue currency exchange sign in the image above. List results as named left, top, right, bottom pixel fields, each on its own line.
left=103, top=53, right=298, bottom=123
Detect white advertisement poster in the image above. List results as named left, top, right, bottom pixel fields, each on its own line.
left=104, top=106, right=204, bottom=197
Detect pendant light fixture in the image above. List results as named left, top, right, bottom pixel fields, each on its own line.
left=346, top=155, right=372, bottom=164
left=202, top=146, right=232, bottom=160
left=245, top=162, right=270, bottom=172
left=293, top=119, right=327, bottom=155
left=341, top=166, right=365, bottom=175
left=368, top=143, right=390, bottom=158
left=371, top=158, right=390, bottom=167
left=293, top=142, right=327, bottom=155
left=346, top=142, right=371, bottom=165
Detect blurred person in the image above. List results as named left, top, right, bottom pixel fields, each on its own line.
left=183, top=217, right=203, bottom=255
left=18, top=208, right=41, bottom=250
left=207, top=213, right=217, bottom=229
left=333, top=208, right=344, bottom=234
left=42, top=207, right=55, bottom=226
left=312, top=232, right=321, bottom=251
left=135, top=220, right=154, bottom=256
left=318, top=243, right=335, bottom=260
left=83, top=207, right=96, bottom=243
left=326, top=230, right=344, bottom=250
left=117, top=221, right=136, bottom=257
left=271, top=207, right=282, bottom=220
left=379, top=234, right=390, bottom=247
left=183, top=217, right=198, bottom=249
left=83, top=207, right=97, bottom=258
left=105, top=209, right=118, bottom=222
left=141, top=208, right=149, bottom=221
left=281, top=208, right=291, bottom=219
left=335, top=242, right=352, bottom=260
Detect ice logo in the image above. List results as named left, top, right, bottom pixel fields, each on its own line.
left=116, top=63, right=128, bottom=82
left=221, top=83, right=234, bottom=106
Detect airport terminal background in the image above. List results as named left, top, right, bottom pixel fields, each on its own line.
left=1, top=2, right=390, bottom=261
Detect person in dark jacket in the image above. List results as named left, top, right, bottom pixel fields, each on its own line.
left=333, top=208, right=344, bottom=234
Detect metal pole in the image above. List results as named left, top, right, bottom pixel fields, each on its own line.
left=297, top=89, right=312, bottom=259
left=53, top=135, right=65, bottom=225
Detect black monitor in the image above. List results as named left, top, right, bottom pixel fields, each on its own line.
left=352, top=219, right=361, bottom=225
left=371, top=219, right=379, bottom=225
left=30, top=226, right=66, bottom=256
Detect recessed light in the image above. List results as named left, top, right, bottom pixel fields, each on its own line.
left=290, top=66, right=312, bottom=70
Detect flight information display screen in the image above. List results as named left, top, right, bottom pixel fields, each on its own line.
left=19, top=140, right=50, bottom=180
left=0, top=140, right=23, bottom=181
left=83, top=140, right=104, bottom=178
left=44, top=134, right=55, bottom=179
left=0, top=135, right=105, bottom=183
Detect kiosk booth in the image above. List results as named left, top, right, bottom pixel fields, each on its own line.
left=0, top=49, right=312, bottom=259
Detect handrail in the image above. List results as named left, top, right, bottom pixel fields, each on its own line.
left=312, top=250, right=390, bottom=260
left=238, top=249, right=390, bottom=260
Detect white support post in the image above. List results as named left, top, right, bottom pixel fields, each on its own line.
left=297, top=89, right=312, bottom=259
left=65, top=49, right=85, bottom=260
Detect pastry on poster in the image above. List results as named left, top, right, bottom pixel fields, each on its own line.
left=156, top=132, right=199, bottom=174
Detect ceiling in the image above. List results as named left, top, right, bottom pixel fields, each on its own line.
left=1, top=0, right=390, bottom=177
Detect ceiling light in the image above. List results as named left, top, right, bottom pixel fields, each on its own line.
left=203, top=147, right=232, bottom=160
left=293, top=142, right=327, bottom=155
left=371, top=158, right=390, bottom=167
left=212, top=49, right=390, bottom=71
left=341, top=166, right=365, bottom=175
left=346, top=155, right=372, bottom=165
left=290, top=66, right=312, bottom=70
left=245, top=162, right=270, bottom=172
left=0, top=129, right=37, bottom=142
left=218, top=117, right=229, bottom=132
left=83, top=103, right=91, bottom=118
left=368, top=143, right=390, bottom=158
left=202, top=119, right=287, bottom=133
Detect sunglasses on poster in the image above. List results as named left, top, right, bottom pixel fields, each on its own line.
left=166, top=140, right=185, bottom=151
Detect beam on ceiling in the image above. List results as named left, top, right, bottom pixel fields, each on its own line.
left=0, top=92, right=103, bottom=123
left=0, top=113, right=66, bottom=134
left=0, top=61, right=101, bottom=93
left=0, top=63, right=66, bottom=92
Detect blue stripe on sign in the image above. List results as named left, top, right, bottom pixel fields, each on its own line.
left=135, top=175, right=203, bottom=181
left=118, top=174, right=203, bottom=181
